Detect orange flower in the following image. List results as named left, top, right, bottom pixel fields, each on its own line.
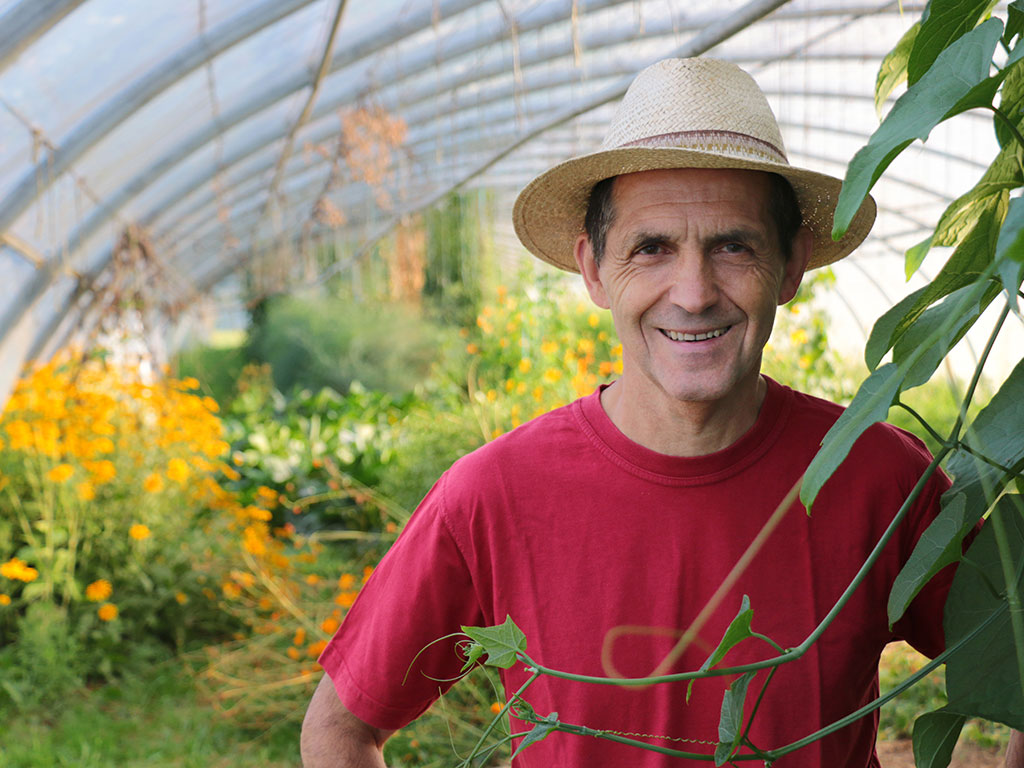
left=166, top=457, right=190, bottom=484
left=129, top=524, right=151, bottom=541
left=0, top=594, right=11, bottom=606
left=338, top=573, right=356, bottom=590
left=76, top=481, right=96, bottom=501
left=143, top=473, right=164, bottom=493
left=45, top=463, right=74, bottom=483
left=490, top=702, right=504, bottom=715
left=320, top=617, right=340, bottom=634
left=97, top=603, right=118, bottom=621
left=175, top=592, right=189, bottom=604
left=306, top=640, right=328, bottom=658
left=85, top=579, right=113, bottom=601
left=1, top=557, right=38, bottom=582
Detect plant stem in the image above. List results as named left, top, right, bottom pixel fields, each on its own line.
left=990, top=106, right=1024, bottom=152
left=950, top=300, right=1009, bottom=444
left=893, top=401, right=947, bottom=447
left=459, top=670, right=540, bottom=766
left=764, top=599, right=1009, bottom=759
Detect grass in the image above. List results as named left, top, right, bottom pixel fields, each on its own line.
left=0, top=660, right=300, bottom=768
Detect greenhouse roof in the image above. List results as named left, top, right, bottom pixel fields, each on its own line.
left=0, top=0, right=1015, bottom=407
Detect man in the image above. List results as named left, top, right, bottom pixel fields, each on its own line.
left=301, top=58, right=1016, bottom=766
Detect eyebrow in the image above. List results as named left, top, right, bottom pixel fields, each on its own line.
left=621, top=227, right=772, bottom=255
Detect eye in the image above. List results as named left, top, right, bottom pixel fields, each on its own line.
left=632, top=239, right=670, bottom=259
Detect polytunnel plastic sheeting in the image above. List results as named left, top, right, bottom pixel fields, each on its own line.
left=1, top=0, right=1023, bottom=412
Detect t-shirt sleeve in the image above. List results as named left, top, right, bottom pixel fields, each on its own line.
left=889, top=434, right=956, bottom=660
left=318, top=473, right=486, bottom=731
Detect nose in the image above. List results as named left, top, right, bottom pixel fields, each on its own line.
left=666, top=252, right=719, bottom=314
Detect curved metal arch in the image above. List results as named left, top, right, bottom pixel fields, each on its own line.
left=0, top=0, right=322, bottom=238
left=0, top=0, right=88, bottom=73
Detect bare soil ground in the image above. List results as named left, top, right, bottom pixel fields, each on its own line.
left=878, top=739, right=1006, bottom=767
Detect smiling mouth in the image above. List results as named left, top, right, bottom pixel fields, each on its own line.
left=661, top=326, right=731, bottom=342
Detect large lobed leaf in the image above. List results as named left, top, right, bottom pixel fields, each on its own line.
left=888, top=357, right=1024, bottom=624
left=944, top=495, right=1024, bottom=727
left=461, top=615, right=527, bottom=670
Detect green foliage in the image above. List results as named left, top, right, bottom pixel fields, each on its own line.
left=247, top=292, right=442, bottom=397
left=220, top=363, right=410, bottom=535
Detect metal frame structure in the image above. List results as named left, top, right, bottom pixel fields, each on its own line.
left=0, top=0, right=1013, bottom=408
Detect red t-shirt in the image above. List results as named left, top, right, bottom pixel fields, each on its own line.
left=320, top=378, right=951, bottom=767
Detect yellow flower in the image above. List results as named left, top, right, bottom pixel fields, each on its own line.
left=222, top=581, right=242, bottom=599
left=1, top=557, right=38, bottom=582
left=306, top=640, right=328, bottom=658
left=129, top=524, right=151, bottom=541
left=180, top=377, right=200, bottom=390
left=542, top=369, right=562, bottom=384
left=465, top=343, right=479, bottom=355
left=0, top=593, right=10, bottom=605
left=97, top=603, right=118, bottom=621
left=85, top=460, right=116, bottom=484
left=175, top=592, right=189, bottom=605
left=166, top=457, right=190, bottom=484
left=517, top=358, right=532, bottom=373
left=85, top=579, right=113, bottom=601
left=143, top=473, right=164, bottom=493
left=45, top=463, right=74, bottom=484
left=588, top=312, right=600, bottom=328
left=76, top=481, right=96, bottom=501
left=541, top=341, right=558, bottom=356
left=790, top=328, right=809, bottom=345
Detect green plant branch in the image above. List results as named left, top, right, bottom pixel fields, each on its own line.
left=989, top=105, right=1024, bottom=152
left=954, top=443, right=1021, bottom=477
left=950, top=300, right=1010, bottom=443
left=739, top=667, right=778, bottom=757
left=893, top=401, right=948, bottom=446
left=458, top=671, right=541, bottom=767
left=764, top=598, right=1009, bottom=759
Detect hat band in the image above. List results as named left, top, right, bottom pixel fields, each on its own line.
left=615, top=129, right=787, bottom=165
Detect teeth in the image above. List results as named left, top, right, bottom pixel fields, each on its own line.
left=664, top=327, right=727, bottom=342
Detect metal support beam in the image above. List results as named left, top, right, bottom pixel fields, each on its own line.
left=0, top=0, right=87, bottom=73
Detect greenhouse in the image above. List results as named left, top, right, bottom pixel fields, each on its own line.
left=1, top=0, right=1022, bottom=765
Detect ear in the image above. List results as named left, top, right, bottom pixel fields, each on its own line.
left=574, top=233, right=610, bottom=309
left=777, top=226, right=813, bottom=305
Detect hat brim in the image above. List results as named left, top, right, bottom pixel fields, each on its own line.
left=512, top=146, right=876, bottom=273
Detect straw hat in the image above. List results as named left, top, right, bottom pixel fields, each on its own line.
left=513, top=58, right=876, bottom=272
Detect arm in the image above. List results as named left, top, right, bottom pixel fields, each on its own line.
left=301, top=674, right=396, bottom=768
left=1006, top=730, right=1024, bottom=768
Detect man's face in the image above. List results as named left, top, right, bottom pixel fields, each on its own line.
left=575, top=168, right=810, bottom=411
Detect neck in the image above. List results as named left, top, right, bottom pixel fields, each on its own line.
left=599, top=374, right=767, bottom=457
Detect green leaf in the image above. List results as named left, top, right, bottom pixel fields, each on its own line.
left=714, top=671, right=756, bottom=766
left=888, top=492, right=969, bottom=625
left=994, top=195, right=1024, bottom=310
left=905, top=235, right=934, bottom=280
left=1006, top=0, right=1024, bottom=46
left=876, top=22, right=921, bottom=117
left=801, top=364, right=902, bottom=509
left=834, top=19, right=1003, bottom=238
left=866, top=286, right=929, bottom=370
left=687, top=595, right=754, bottom=703
left=907, top=0, right=999, bottom=86
left=995, top=57, right=1024, bottom=147
left=868, top=191, right=1008, bottom=368
left=512, top=711, right=559, bottom=758
left=889, top=356, right=1024, bottom=624
left=944, top=495, right=1024, bottom=726
left=892, top=282, right=995, bottom=390
left=912, top=708, right=966, bottom=768
left=461, top=615, right=526, bottom=669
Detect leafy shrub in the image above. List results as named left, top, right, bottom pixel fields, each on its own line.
left=220, top=363, right=410, bottom=535
left=0, top=351, right=248, bottom=703
left=247, top=293, right=443, bottom=397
